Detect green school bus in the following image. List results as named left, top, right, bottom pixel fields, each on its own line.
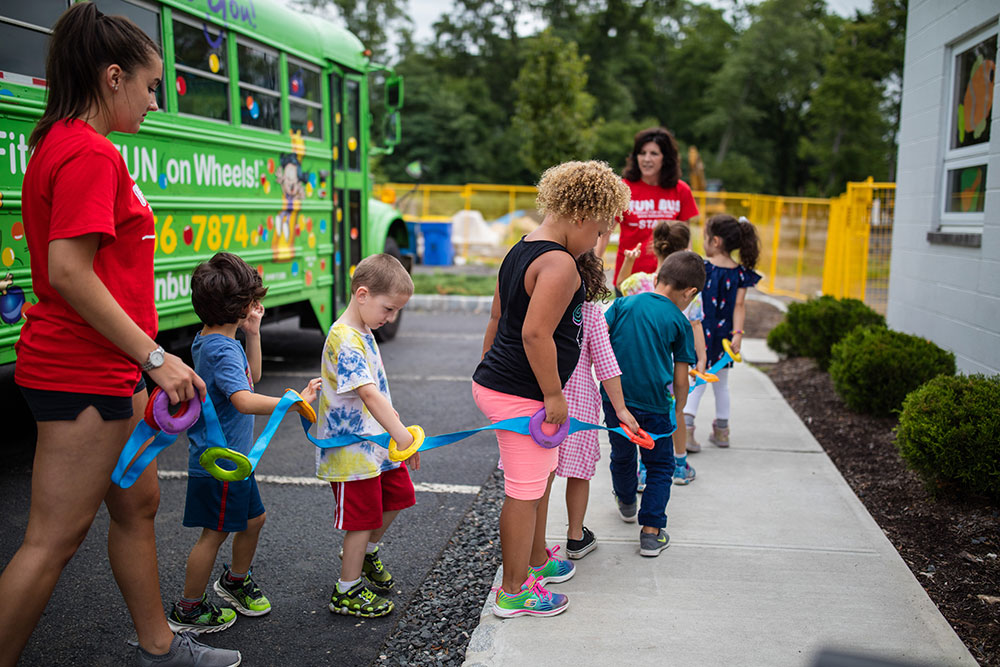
left=0, top=0, right=410, bottom=366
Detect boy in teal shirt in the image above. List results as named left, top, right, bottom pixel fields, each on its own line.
left=601, top=250, right=704, bottom=556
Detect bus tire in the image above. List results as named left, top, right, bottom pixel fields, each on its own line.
left=375, top=236, right=404, bottom=342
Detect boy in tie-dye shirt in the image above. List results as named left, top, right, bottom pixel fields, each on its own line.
left=316, top=254, right=418, bottom=618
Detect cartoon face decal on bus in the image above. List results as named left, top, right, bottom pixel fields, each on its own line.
left=271, top=131, right=311, bottom=262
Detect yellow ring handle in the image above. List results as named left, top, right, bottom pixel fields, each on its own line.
left=285, top=388, right=317, bottom=423
left=689, top=368, right=719, bottom=383
left=723, top=338, right=742, bottom=364
left=199, top=447, right=252, bottom=482
left=389, top=425, right=424, bottom=462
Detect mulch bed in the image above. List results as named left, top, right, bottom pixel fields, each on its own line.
left=767, top=357, right=1000, bottom=665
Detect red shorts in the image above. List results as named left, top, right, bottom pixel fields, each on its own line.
left=329, top=466, right=416, bottom=531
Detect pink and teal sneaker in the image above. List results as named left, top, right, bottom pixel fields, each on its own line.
left=492, top=575, right=569, bottom=618
left=528, top=545, right=576, bottom=585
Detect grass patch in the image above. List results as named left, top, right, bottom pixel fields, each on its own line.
left=412, top=271, right=497, bottom=296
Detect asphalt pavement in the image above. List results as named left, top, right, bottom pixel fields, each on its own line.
left=0, top=311, right=496, bottom=666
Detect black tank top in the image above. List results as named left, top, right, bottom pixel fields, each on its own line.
left=473, top=238, right=585, bottom=401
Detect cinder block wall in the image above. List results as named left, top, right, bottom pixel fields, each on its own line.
left=889, top=0, right=999, bottom=374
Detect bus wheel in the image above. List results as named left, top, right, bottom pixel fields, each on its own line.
left=374, top=236, right=404, bottom=342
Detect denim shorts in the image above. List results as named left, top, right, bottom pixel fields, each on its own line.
left=19, top=378, right=146, bottom=422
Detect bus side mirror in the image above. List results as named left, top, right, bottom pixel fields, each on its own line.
left=385, top=76, right=403, bottom=111
left=384, top=112, right=401, bottom=150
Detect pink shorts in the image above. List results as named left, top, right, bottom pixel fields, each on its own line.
left=472, top=381, right=557, bottom=500
left=329, top=466, right=415, bottom=531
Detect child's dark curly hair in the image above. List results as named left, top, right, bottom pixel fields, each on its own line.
left=576, top=250, right=612, bottom=303
left=191, top=252, right=268, bottom=326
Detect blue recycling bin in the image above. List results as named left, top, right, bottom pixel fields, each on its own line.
left=421, top=222, right=454, bottom=266
left=402, top=221, right=420, bottom=259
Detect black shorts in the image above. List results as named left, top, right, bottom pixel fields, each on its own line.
left=19, top=378, right=146, bottom=422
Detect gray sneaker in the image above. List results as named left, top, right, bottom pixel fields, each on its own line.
left=614, top=493, right=637, bottom=523
left=135, top=631, right=242, bottom=666
left=639, top=528, right=670, bottom=557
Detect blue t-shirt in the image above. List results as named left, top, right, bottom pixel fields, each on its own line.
left=601, top=292, right=696, bottom=414
left=187, top=332, right=254, bottom=478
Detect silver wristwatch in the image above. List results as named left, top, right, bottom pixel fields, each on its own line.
left=141, top=345, right=165, bottom=371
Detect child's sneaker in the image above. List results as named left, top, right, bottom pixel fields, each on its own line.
left=167, top=595, right=237, bottom=634
left=673, top=462, right=696, bottom=485
left=686, top=424, right=701, bottom=453
left=491, top=575, right=569, bottom=618
left=639, top=528, right=671, bottom=557
left=709, top=420, right=730, bottom=448
left=637, top=463, right=647, bottom=493
left=614, top=493, right=637, bottom=523
left=566, top=526, right=597, bottom=560
left=213, top=565, right=271, bottom=616
left=329, top=580, right=393, bottom=618
left=362, top=547, right=394, bottom=591
left=528, top=546, right=575, bottom=584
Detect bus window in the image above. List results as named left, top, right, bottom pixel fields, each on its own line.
left=237, top=40, right=280, bottom=131
left=330, top=72, right=343, bottom=167
left=173, top=16, right=229, bottom=122
left=348, top=189, right=363, bottom=272
left=288, top=59, right=322, bottom=140
left=345, top=79, right=360, bottom=172
left=93, top=0, right=164, bottom=110
left=0, top=1, right=68, bottom=81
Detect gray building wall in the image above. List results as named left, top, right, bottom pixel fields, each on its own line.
left=889, top=0, right=999, bottom=374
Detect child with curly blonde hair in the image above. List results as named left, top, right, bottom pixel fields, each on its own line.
left=473, top=161, right=630, bottom=618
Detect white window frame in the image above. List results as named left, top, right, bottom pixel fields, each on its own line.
left=235, top=36, right=281, bottom=134
left=287, top=55, right=324, bottom=141
left=938, top=22, right=998, bottom=232
left=172, top=11, right=230, bottom=125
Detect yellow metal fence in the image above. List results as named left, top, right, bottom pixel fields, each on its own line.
left=374, top=179, right=895, bottom=314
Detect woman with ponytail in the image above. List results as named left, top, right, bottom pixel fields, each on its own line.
left=682, top=214, right=761, bottom=450
left=0, top=4, right=239, bottom=666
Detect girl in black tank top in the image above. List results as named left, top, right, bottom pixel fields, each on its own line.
left=471, top=161, right=632, bottom=614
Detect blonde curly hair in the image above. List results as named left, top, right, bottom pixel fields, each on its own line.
left=535, top=160, right=631, bottom=231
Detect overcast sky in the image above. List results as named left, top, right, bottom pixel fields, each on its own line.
left=406, top=0, right=874, bottom=43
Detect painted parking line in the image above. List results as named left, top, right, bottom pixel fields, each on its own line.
left=268, top=371, right=470, bottom=382
left=157, top=470, right=479, bottom=494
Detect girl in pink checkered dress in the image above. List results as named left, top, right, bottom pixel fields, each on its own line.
left=559, top=250, right=639, bottom=559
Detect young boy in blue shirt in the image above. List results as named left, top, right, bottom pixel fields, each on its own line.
left=169, top=252, right=320, bottom=633
left=602, top=250, right=704, bottom=556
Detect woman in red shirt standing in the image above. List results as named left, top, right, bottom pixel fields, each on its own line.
left=597, top=127, right=700, bottom=287
left=0, top=4, right=239, bottom=666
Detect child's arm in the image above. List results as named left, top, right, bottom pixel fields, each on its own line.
left=731, top=287, right=747, bottom=354
left=614, top=243, right=642, bottom=289
left=691, top=320, right=707, bottom=373
left=672, top=361, right=689, bottom=455
left=240, top=302, right=265, bottom=384
left=229, top=377, right=321, bottom=417
left=356, top=383, right=414, bottom=451
left=481, top=282, right=501, bottom=359
left=600, top=376, right=640, bottom=434
left=523, top=252, right=580, bottom=424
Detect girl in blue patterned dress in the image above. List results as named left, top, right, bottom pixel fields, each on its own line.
left=683, top=214, right=761, bottom=448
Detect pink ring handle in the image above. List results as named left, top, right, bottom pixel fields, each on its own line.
left=528, top=408, right=570, bottom=449
left=151, top=390, right=202, bottom=435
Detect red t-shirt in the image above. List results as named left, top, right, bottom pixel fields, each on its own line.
left=15, top=120, right=158, bottom=396
left=614, top=178, right=699, bottom=284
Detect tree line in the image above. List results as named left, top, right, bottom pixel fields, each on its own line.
left=303, top=0, right=906, bottom=197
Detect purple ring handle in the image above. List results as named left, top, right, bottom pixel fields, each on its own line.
left=528, top=408, right=569, bottom=449
left=152, top=391, right=202, bottom=435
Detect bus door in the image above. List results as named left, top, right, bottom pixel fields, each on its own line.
left=329, top=68, right=366, bottom=309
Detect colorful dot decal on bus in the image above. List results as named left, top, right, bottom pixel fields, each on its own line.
left=336, top=209, right=343, bottom=223
left=307, top=120, right=314, bottom=134
left=2, top=248, right=14, bottom=267
left=348, top=137, right=357, bottom=151
left=349, top=264, right=356, bottom=277
left=305, top=270, right=313, bottom=286
left=11, top=222, right=23, bottom=240
left=319, top=219, right=327, bottom=233
left=267, top=158, right=275, bottom=173
left=308, top=233, right=316, bottom=248
left=176, top=76, right=187, bottom=96
left=333, top=147, right=339, bottom=161
left=350, top=228, right=358, bottom=240
left=263, top=180, right=271, bottom=194
left=246, top=95, right=254, bottom=109
left=0, top=192, right=3, bottom=209
left=291, top=261, right=299, bottom=276
left=183, top=225, right=193, bottom=245
left=251, top=230, right=259, bottom=245
left=320, top=258, right=327, bottom=270
left=305, top=182, right=313, bottom=197
left=209, top=53, right=221, bottom=73
left=158, top=173, right=168, bottom=189
left=0, top=89, right=12, bottom=97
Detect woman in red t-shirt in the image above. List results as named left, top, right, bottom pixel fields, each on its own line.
left=0, top=5, right=239, bottom=667
left=596, top=127, right=699, bottom=286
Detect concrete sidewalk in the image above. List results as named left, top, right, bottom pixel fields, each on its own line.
left=463, top=359, right=975, bottom=666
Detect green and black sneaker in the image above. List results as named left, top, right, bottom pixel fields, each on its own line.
left=362, top=547, right=394, bottom=591
left=329, top=580, right=394, bottom=618
left=167, top=594, right=237, bottom=634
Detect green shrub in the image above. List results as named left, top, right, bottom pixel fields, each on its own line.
left=829, top=327, right=956, bottom=417
left=766, top=295, right=885, bottom=370
left=895, top=374, right=1000, bottom=500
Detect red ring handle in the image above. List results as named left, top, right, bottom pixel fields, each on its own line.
left=622, top=424, right=655, bottom=450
